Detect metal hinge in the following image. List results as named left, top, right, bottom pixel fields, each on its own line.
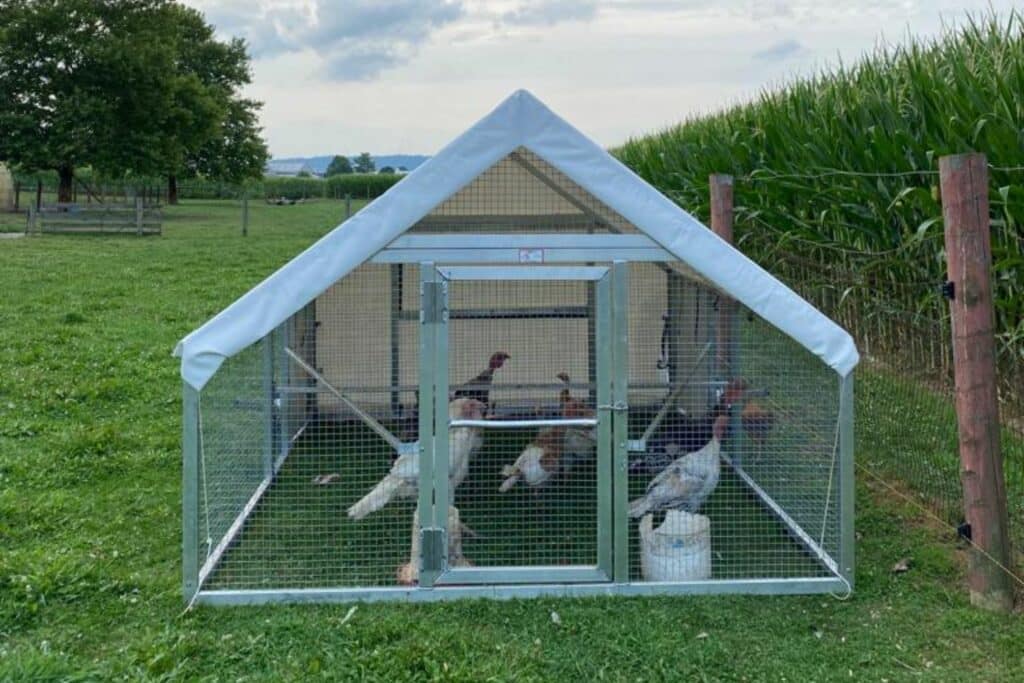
left=420, top=281, right=448, bottom=324
left=420, top=527, right=446, bottom=573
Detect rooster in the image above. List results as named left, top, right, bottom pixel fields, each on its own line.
left=741, top=400, right=775, bottom=460
left=557, top=372, right=596, bottom=466
left=399, top=352, right=509, bottom=442
left=628, top=415, right=728, bottom=518
left=348, top=398, right=485, bottom=520
left=498, top=426, right=565, bottom=492
left=452, top=351, right=510, bottom=410
left=632, top=379, right=747, bottom=475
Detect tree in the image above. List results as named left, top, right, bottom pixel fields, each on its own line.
left=0, top=0, right=266, bottom=204
left=0, top=0, right=180, bottom=201
left=354, top=153, right=375, bottom=173
left=326, top=155, right=353, bottom=176
left=188, top=98, right=267, bottom=185
left=378, top=166, right=395, bottom=174
left=153, top=2, right=264, bottom=203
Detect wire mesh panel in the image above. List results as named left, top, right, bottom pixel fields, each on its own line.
left=435, top=272, right=608, bottom=576
left=196, top=264, right=423, bottom=590
left=625, top=264, right=843, bottom=583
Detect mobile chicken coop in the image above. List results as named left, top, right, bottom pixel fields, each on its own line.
left=175, top=91, right=858, bottom=605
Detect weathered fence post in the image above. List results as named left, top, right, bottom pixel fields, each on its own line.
left=135, top=196, right=143, bottom=236
left=13, top=181, right=20, bottom=212
left=710, top=174, right=736, bottom=377
left=940, top=152, right=1014, bottom=613
left=35, top=180, right=42, bottom=210
left=242, top=193, right=250, bottom=237
left=345, top=193, right=352, bottom=220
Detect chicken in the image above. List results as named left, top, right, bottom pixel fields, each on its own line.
left=348, top=398, right=485, bottom=520
left=628, top=415, right=728, bottom=518
left=499, top=426, right=566, bottom=492
left=396, top=506, right=473, bottom=585
left=451, top=351, right=510, bottom=410
left=632, top=379, right=747, bottom=475
left=557, top=372, right=596, bottom=466
left=398, top=352, right=509, bottom=442
left=741, top=400, right=775, bottom=460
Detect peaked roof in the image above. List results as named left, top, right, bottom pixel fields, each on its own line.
left=176, top=90, right=858, bottom=390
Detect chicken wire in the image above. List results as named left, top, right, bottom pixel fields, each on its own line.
left=184, top=148, right=852, bottom=602
left=188, top=264, right=847, bottom=595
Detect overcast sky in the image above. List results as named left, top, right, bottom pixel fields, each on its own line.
left=183, top=1, right=1017, bottom=158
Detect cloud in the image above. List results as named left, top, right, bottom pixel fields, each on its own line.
left=753, top=38, right=806, bottom=61
left=200, top=0, right=464, bottom=80
left=500, top=1, right=599, bottom=26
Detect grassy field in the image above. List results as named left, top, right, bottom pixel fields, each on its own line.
left=1, top=199, right=1022, bottom=681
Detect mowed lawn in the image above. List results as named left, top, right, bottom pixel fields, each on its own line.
left=0, top=199, right=1021, bottom=681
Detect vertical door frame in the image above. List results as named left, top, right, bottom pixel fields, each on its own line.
left=424, top=264, right=620, bottom=585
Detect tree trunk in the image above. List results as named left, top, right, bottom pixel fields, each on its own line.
left=57, top=166, right=74, bottom=203
left=168, top=174, right=178, bottom=205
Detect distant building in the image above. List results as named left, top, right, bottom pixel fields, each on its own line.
left=265, top=160, right=320, bottom=177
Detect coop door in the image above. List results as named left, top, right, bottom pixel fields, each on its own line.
left=418, top=264, right=628, bottom=586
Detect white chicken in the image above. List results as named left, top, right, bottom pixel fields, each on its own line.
left=499, top=426, right=565, bottom=492
left=347, top=398, right=485, bottom=520
left=396, top=506, right=474, bottom=585
left=628, top=415, right=728, bottom=518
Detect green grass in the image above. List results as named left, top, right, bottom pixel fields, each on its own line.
left=1, top=199, right=1022, bottom=681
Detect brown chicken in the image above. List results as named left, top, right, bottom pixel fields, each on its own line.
left=452, top=351, right=511, bottom=410
left=557, top=372, right=596, bottom=466
left=741, top=400, right=775, bottom=460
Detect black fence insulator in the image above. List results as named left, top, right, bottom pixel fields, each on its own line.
left=940, top=280, right=956, bottom=300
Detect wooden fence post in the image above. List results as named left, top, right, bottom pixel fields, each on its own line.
left=345, top=194, right=352, bottom=219
left=242, top=193, right=249, bottom=237
left=940, top=152, right=1014, bottom=613
left=135, top=196, right=143, bottom=235
left=36, top=180, right=42, bottom=210
left=13, top=181, right=20, bottom=212
left=710, top=174, right=736, bottom=377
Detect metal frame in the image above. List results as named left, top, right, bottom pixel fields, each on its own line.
left=182, top=384, right=200, bottom=603
left=373, top=233, right=672, bottom=264
left=184, top=241, right=856, bottom=603
left=838, top=373, right=855, bottom=587
left=427, top=263, right=618, bottom=585
left=194, top=577, right=848, bottom=605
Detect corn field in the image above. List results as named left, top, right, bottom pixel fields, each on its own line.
left=614, top=10, right=1024, bottom=560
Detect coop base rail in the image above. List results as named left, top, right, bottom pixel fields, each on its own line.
left=195, top=576, right=847, bottom=606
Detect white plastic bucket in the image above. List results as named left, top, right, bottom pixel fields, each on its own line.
left=640, top=510, right=712, bottom=581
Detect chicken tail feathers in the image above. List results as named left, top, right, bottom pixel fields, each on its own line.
left=628, top=496, right=652, bottom=519
left=348, top=475, right=402, bottom=520
left=498, top=465, right=521, bottom=493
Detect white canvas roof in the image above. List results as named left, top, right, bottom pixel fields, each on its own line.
left=175, top=90, right=859, bottom=390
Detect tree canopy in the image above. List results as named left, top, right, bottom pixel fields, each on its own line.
left=0, top=0, right=267, bottom=201
left=326, top=155, right=353, bottom=176
left=353, top=152, right=375, bottom=174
